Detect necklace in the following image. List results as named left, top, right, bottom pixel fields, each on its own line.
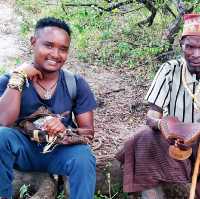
left=36, top=80, right=57, bottom=100
left=182, top=58, right=200, bottom=110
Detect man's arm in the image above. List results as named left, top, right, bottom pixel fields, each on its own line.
left=0, top=63, right=42, bottom=126
left=75, top=111, right=94, bottom=139
left=0, top=89, right=22, bottom=126
left=146, top=103, right=163, bottom=130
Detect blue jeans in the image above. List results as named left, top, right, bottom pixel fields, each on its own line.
left=0, top=127, right=96, bottom=199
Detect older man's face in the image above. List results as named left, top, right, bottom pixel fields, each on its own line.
left=181, top=35, right=200, bottom=74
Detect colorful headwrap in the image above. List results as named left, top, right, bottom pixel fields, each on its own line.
left=182, top=13, right=200, bottom=38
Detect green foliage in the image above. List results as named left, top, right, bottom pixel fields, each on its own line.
left=57, top=191, right=65, bottom=199
left=19, top=184, right=31, bottom=199
left=20, top=20, right=31, bottom=36
left=94, top=191, right=109, bottom=199
left=16, top=0, right=200, bottom=77
left=15, top=57, right=22, bottom=66
left=94, top=188, right=128, bottom=199
left=16, top=0, right=45, bottom=13
left=194, top=6, right=200, bottom=13
left=0, top=66, right=6, bottom=75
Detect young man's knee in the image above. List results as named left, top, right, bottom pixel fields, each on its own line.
left=70, top=146, right=96, bottom=171
left=76, top=150, right=95, bottom=167
left=0, top=127, right=16, bottom=145
left=0, top=127, right=26, bottom=155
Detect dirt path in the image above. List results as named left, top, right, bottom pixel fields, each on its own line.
left=0, top=0, right=24, bottom=70
left=1, top=1, right=149, bottom=166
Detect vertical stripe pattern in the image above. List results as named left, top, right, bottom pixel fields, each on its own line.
left=145, top=58, right=199, bottom=123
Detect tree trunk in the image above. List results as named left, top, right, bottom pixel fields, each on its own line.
left=13, top=170, right=56, bottom=199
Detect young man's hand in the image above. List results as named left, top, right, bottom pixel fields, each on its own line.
left=16, top=62, right=43, bottom=81
left=43, top=116, right=66, bottom=136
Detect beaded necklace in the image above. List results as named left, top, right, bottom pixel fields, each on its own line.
left=37, top=80, right=57, bottom=100
left=182, top=58, right=200, bottom=110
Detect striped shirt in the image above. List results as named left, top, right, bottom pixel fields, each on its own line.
left=145, top=57, right=200, bottom=123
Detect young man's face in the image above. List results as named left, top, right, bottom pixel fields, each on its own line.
left=31, top=26, right=70, bottom=73
left=181, top=35, right=200, bottom=74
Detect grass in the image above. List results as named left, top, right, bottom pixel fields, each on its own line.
left=19, top=184, right=31, bottom=199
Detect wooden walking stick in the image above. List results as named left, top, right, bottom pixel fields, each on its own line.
left=189, top=143, right=200, bottom=199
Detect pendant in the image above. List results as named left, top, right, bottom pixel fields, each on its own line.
left=44, top=89, right=52, bottom=100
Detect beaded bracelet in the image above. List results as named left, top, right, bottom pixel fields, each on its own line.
left=7, top=69, right=28, bottom=92
left=13, top=69, right=28, bottom=79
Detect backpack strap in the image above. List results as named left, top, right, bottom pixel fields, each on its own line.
left=63, top=69, right=77, bottom=102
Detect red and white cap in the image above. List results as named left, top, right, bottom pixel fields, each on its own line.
left=182, top=13, right=200, bottom=38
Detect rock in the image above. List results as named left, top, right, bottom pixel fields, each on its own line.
left=13, top=170, right=56, bottom=199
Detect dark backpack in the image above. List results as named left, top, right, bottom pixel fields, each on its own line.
left=62, top=69, right=77, bottom=103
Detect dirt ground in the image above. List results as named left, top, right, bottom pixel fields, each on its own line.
left=0, top=1, right=24, bottom=69
left=66, top=58, right=150, bottom=166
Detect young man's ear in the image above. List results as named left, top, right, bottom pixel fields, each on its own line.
left=30, top=36, right=36, bottom=46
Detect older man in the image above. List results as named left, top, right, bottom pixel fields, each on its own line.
left=0, top=17, right=96, bottom=199
left=117, top=13, right=200, bottom=199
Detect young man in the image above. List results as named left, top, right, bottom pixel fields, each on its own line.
left=116, top=14, right=200, bottom=199
left=0, top=17, right=96, bottom=199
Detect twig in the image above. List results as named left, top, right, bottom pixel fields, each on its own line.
left=137, top=0, right=157, bottom=27
left=92, top=137, right=102, bottom=150
left=61, top=1, right=68, bottom=15
left=107, top=172, right=112, bottom=199
left=162, top=0, right=193, bottom=46
left=120, top=6, right=145, bottom=15
left=162, top=3, right=176, bottom=18
left=61, top=0, right=133, bottom=13
left=103, top=88, right=125, bottom=95
left=155, top=50, right=175, bottom=61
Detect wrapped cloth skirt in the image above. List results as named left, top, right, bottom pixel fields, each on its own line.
left=115, top=125, right=198, bottom=193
